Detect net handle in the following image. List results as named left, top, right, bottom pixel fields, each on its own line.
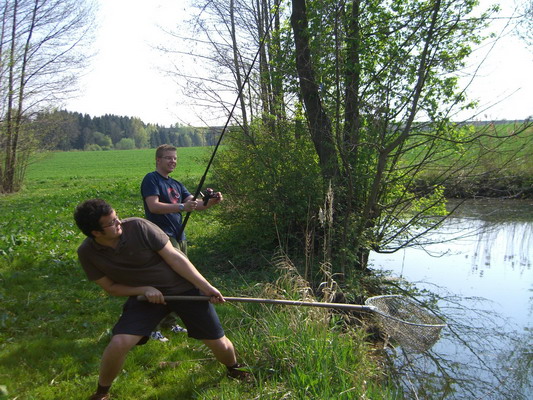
left=137, top=295, right=377, bottom=312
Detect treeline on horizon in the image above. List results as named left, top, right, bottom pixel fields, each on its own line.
left=33, top=109, right=223, bottom=151
left=31, top=109, right=527, bottom=153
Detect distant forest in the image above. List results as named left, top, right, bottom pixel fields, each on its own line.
left=30, top=110, right=522, bottom=152
left=32, top=110, right=223, bottom=151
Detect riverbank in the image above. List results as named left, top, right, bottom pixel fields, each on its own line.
left=416, top=173, right=533, bottom=199
left=414, top=121, right=533, bottom=199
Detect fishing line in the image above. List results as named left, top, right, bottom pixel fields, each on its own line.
left=177, top=1, right=280, bottom=239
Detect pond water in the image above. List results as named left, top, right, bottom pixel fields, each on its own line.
left=369, top=199, right=533, bottom=400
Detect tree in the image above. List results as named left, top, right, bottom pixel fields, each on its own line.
left=161, top=0, right=287, bottom=134
left=115, top=137, right=135, bottom=150
left=28, top=109, right=80, bottom=150
left=170, top=0, right=532, bottom=280
left=0, top=0, right=95, bottom=193
left=91, top=131, right=112, bottom=150
left=131, top=117, right=149, bottom=148
left=288, top=0, right=533, bottom=276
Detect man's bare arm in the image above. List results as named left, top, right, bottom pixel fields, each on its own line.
left=145, top=195, right=198, bottom=214
left=94, top=276, right=166, bottom=304
left=157, top=241, right=225, bottom=303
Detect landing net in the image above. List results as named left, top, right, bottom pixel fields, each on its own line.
left=365, top=295, right=446, bottom=352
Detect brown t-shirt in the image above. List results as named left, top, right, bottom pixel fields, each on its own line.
left=77, top=217, right=194, bottom=295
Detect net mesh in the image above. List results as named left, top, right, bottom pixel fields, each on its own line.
left=365, top=295, right=446, bottom=353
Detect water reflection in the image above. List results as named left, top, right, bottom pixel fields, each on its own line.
left=370, top=199, right=533, bottom=399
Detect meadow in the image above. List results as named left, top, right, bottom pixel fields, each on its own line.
left=0, top=148, right=395, bottom=400
left=412, top=122, right=533, bottom=197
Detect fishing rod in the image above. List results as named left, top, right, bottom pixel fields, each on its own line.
left=177, top=1, right=280, bottom=239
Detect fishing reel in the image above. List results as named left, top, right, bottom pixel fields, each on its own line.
left=201, top=188, right=221, bottom=206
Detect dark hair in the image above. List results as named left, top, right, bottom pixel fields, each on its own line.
left=156, top=144, right=177, bottom=158
left=74, top=199, right=113, bottom=238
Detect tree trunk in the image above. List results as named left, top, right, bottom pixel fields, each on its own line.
left=3, top=0, right=19, bottom=193
left=0, top=3, right=6, bottom=188
left=290, top=0, right=338, bottom=180
left=270, top=3, right=286, bottom=122
left=258, top=0, right=271, bottom=121
left=230, top=0, right=249, bottom=136
left=343, top=0, right=361, bottom=156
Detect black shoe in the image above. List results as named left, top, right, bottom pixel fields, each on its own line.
left=89, top=393, right=110, bottom=400
left=227, top=363, right=253, bottom=381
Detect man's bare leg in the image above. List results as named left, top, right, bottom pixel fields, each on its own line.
left=98, top=334, right=142, bottom=386
left=202, top=335, right=237, bottom=367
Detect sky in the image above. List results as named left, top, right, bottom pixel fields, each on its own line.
left=65, top=0, right=188, bottom=126
left=64, top=0, right=533, bottom=127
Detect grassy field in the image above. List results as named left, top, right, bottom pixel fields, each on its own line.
left=0, top=148, right=395, bottom=400
left=26, top=148, right=209, bottom=181
left=410, top=122, right=533, bottom=197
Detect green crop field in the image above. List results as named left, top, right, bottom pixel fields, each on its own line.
left=10, top=147, right=219, bottom=256
left=26, top=147, right=211, bottom=181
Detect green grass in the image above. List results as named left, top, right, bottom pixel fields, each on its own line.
left=406, top=122, right=533, bottom=197
left=26, top=147, right=210, bottom=183
left=0, top=147, right=396, bottom=400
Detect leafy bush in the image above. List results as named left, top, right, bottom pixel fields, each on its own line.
left=84, top=143, right=102, bottom=151
left=115, top=138, right=136, bottom=150
left=211, top=122, right=323, bottom=265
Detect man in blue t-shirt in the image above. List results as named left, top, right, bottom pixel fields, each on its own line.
left=141, top=144, right=223, bottom=340
left=141, top=144, right=223, bottom=254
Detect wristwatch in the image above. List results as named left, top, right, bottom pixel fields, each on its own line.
left=178, top=203, right=185, bottom=212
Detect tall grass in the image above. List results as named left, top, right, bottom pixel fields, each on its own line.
left=0, top=148, right=398, bottom=399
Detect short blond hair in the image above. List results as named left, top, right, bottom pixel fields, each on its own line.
left=156, top=144, right=177, bottom=158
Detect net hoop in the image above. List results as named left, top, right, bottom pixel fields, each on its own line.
left=365, top=295, right=446, bottom=352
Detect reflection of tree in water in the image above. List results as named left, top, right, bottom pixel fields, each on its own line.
left=502, top=322, right=533, bottom=398
left=419, top=212, right=532, bottom=274
left=384, top=288, right=532, bottom=399
left=450, top=200, right=532, bottom=271
left=388, top=200, right=533, bottom=274
left=471, top=220, right=532, bottom=272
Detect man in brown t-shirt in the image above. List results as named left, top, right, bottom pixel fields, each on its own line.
left=74, top=199, right=248, bottom=400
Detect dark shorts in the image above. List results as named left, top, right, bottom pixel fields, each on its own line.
left=112, top=289, right=225, bottom=345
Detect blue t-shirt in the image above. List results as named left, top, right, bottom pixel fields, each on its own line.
left=141, top=171, right=192, bottom=241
